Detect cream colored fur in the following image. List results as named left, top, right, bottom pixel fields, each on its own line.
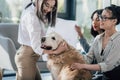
left=41, top=32, right=92, bottom=80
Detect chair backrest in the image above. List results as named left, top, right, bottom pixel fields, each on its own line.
left=0, top=36, right=17, bottom=71
left=0, top=23, right=20, bottom=49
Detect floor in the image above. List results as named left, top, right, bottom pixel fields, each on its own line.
left=3, top=70, right=52, bottom=80
left=2, top=70, right=102, bottom=80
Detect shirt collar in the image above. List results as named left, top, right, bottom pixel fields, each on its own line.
left=99, top=31, right=120, bottom=41
left=31, top=4, right=36, bottom=12
left=110, top=31, right=120, bottom=40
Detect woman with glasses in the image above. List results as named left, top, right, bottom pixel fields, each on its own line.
left=15, top=0, right=58, bottom=80
left=71, top=4, right=120, bottom=80
left=75, top=9, right=104, bottom=53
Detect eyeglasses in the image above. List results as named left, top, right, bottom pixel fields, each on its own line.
left=43, top=2, right=56, bottom=11
left=99, top=15, right=115, bottom=21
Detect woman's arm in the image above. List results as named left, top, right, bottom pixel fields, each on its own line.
left=79, top=37, right=90, bottom=53
left=70, top=63, right=101, bottom=71
left=75, top=25, right=90, bottom=53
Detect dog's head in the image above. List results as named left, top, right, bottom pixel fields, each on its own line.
left=41, top=32, right=64, bottom=50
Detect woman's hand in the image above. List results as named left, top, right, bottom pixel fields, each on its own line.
left=70, top=63, right=86, bottom=71
left=71, top=63, right=101, bottom=71
left=75, top=25, right=83, bottom=38
left=43, top=41, right=68, bottom=54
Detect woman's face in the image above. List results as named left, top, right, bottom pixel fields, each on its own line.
left=99, top=9, right=115, bottom=30
left=42, top=0, right=56, bottom=15
left=92, top=13, right=101, bottom=31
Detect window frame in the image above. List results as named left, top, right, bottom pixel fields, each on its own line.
left=58, top=0, right=76, bottom=20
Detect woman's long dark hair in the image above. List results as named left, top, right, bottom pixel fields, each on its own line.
left=25, top=0, right=58, bottom=27
left=43, top=0, right=58, bottom=27
left=90, top=9, right=105, bottom=37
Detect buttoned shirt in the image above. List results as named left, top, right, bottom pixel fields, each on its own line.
left=18, top=4, right=46, bottom=55
left=84, top=32, right=120, bottom=72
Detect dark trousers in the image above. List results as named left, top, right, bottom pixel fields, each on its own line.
left=103, top=65, right=120, bottom=80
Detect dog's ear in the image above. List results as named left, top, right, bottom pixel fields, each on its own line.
left=62, top=40, right=71, bottom=50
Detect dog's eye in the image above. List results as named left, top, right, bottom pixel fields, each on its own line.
left=52, top=37, right=56, bottom=40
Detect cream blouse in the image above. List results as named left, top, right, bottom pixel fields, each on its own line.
left=84, top=32, right=120, bottom=72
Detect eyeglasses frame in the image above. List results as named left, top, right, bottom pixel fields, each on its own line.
left=99, top=15, right=115, bottom=21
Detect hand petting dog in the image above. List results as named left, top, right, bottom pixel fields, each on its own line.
left=41, top=32, right=92, bottom=80
left=43, top=41, right=68, bottom=54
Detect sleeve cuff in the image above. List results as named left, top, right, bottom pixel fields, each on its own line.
left=34, top=47, right=43, bottom=55
left=98, top=62, right=107, bottom=72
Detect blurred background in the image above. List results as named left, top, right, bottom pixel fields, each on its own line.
left=0, top=0, right=120, bottom=41
left=0, top=0, right=120, bottom=80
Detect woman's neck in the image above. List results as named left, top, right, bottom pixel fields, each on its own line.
left=98, top=30, right=103, bottom=34
left=104, top=29, right=117, bottom=37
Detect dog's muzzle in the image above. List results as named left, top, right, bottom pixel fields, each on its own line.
left=41, top=44, right=52, bottom=50
left=41, top=37, right=52, bottom=50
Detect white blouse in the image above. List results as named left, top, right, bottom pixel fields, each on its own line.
left=18, top=4, right=46, bottom=55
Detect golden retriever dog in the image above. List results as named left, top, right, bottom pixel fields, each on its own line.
left=41, top=32, right=92, bottom=80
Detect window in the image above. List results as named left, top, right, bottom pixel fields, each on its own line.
left=0, top=0, right=76, bottom=23
left=111, top=0, right=120, bottom=5
left=58, top=0, right=76, bottom=20
left=58, top=0, right=66, bottom=13
left=0, top=0, right=22, bottom=23
left=97, top=0, right=120, bottom=9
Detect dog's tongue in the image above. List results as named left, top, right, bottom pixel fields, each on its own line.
left=41, top=44, right=47, bottom=48
left=41, top=44, right=52, bottom=50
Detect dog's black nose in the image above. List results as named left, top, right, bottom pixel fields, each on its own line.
left=41, top=37, right=46, bottom=42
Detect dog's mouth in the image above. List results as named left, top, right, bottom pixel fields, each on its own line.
left=41, top=44, right=52, bottom=50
